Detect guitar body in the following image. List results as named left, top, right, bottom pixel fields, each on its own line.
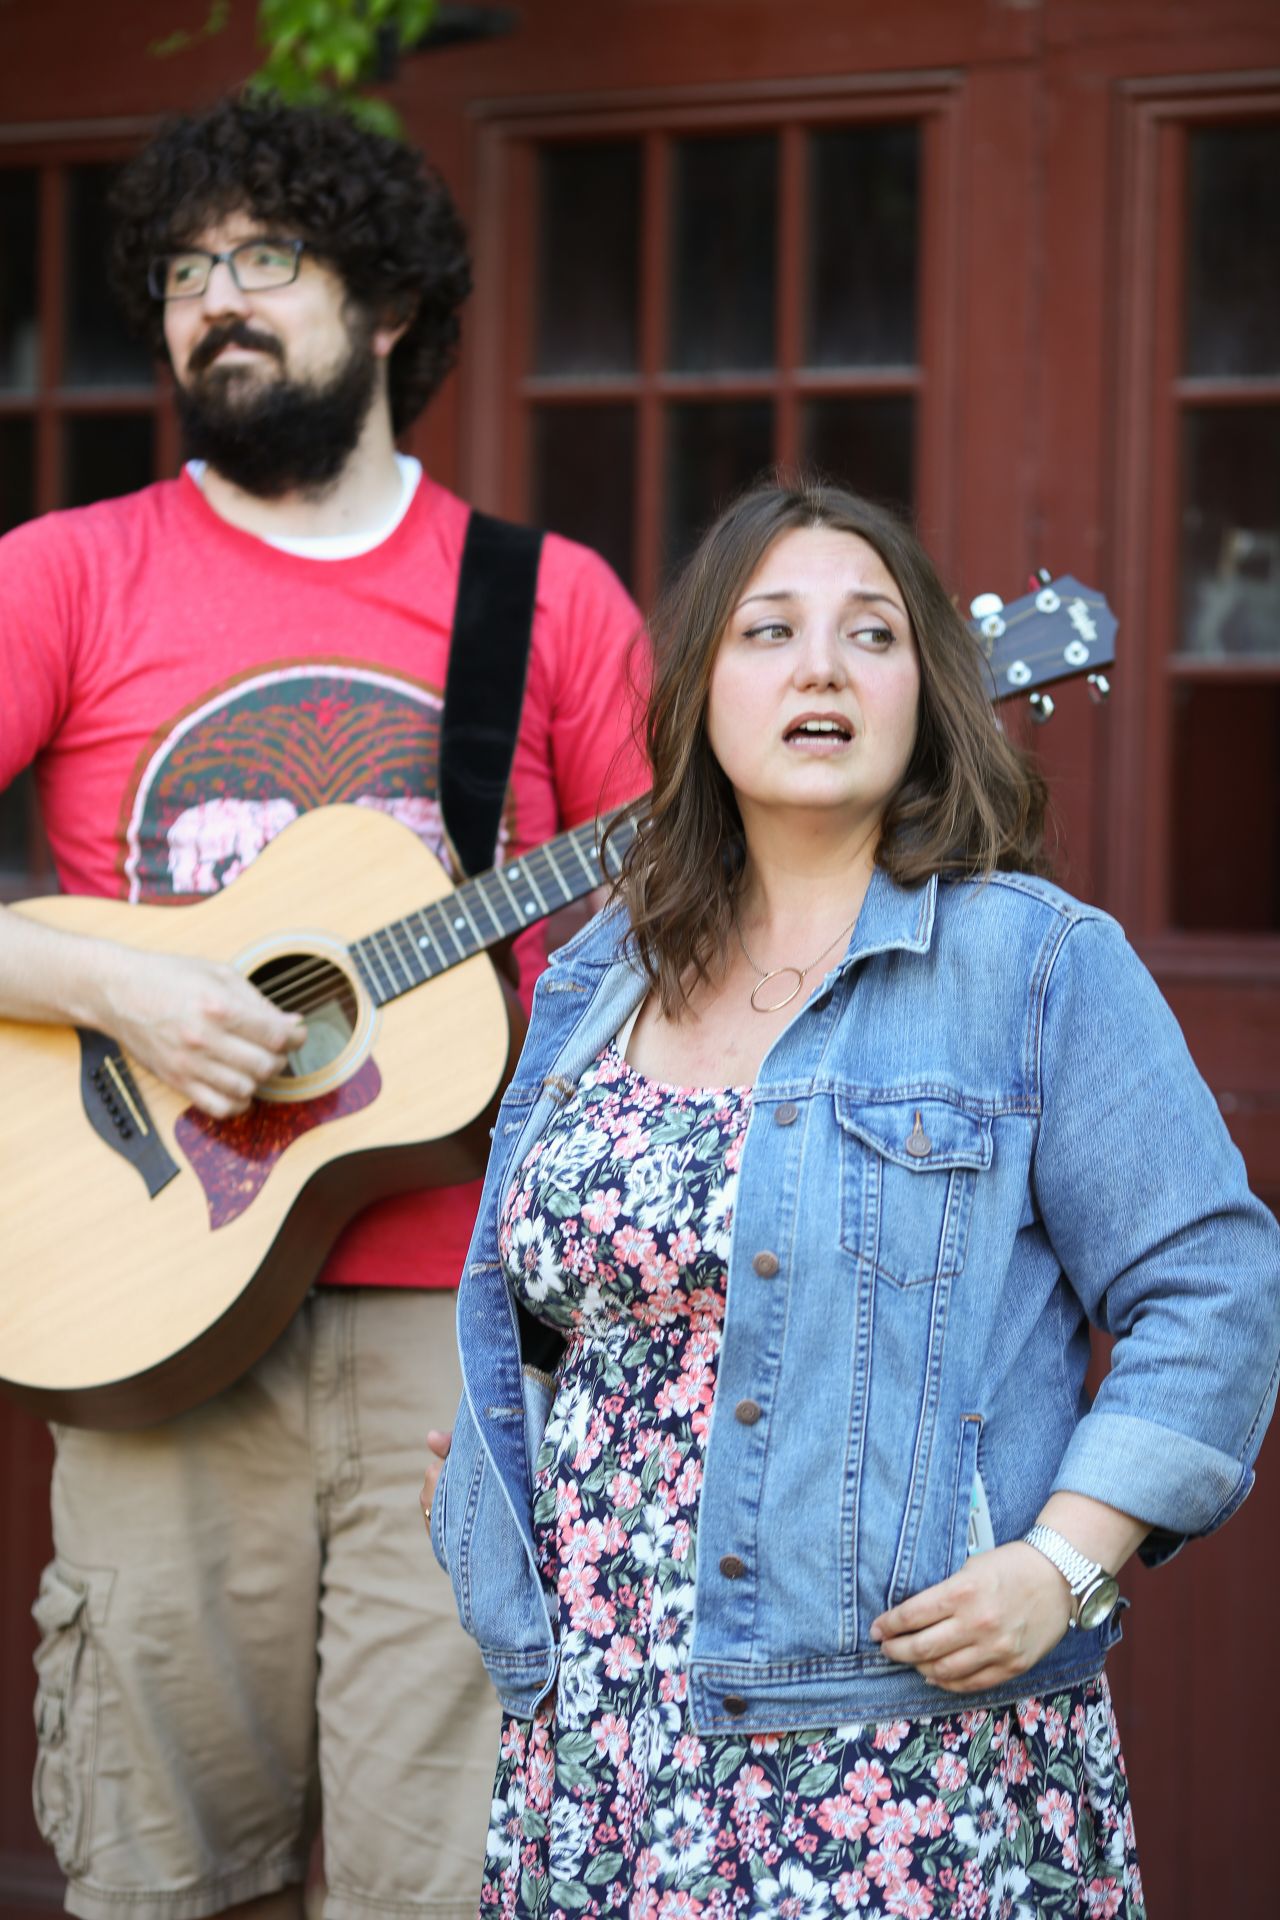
left=0, top=806, right=517, bottom=1429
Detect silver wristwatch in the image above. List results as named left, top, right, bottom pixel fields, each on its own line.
left=1022, top=1523, right=1121, bottom=1631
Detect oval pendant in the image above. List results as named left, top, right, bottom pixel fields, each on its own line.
left=749, top=967, right=805, bottom=1013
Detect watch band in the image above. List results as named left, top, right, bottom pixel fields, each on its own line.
left=1022, top=1523, right=1103, bottom=1602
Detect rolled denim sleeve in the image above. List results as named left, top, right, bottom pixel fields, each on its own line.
left=1032, top=913, right=1280, bottom=1563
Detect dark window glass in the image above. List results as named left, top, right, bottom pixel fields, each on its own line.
left=64, top=414, right=154, bottom=507
left=0, top=169, right=39, bottom=391
left=0, top=415, right=35, bottom=533
left=806, top=124, right=919, bottom=368
left=801, top=395, right=914, bottom=513
left=1185, top=123, right=1280, bottom=378
left=535, top=143, right=640, bottom=376
left=65, top=167, right=153, bottom=387
left=0, top=770, right=38, bottom=880
left=669, top=136, right=777, bottom=373
left=1179, top=406, right=1280, bottom=658
left=664, top=400, right=773, bottom=576
left=1170, top=682, right=1280, bottom=931
left=531, top=404, right=636, bottom=589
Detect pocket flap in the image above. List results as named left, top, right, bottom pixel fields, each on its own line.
left=32, top=1564, right=90, bottom=1637
left=835, top=1095, right=992, bottom=1172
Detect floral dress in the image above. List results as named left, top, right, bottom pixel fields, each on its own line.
left=480, top=1043, right=1145, bottom=1920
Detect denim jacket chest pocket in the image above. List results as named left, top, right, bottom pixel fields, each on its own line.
left=835, top=1094, right=993, bottom=1289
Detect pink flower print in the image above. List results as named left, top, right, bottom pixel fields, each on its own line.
left=1043, top=1704, right=1067, bottom=1749
left=749, top=1733, right=782, bottom=1754
left=1085, top=1882, right=1124, bottom=1920
left=933, top=1751, right=968, bottom=1793
left=674, top=1458, right=704, bottom=1505
left=672, top=1733, right=706, bottom=1770
left=591, top=1712, right=630, bottom=1763
left=834, top=1868, right=872, bottom=1911
left=959, top=1709, right=991, bottom=1740
left=656, top=1894, right=703, bottom=1920
left=499, top=1720, right=526, bottom=1766
left=557, top=1561, right=598, bottom=1610
left=526, top=1726, right=554, bottom=1813
left=671, top=1519, right=693, bottom=1562
left=912, top=1794, right=951, bottom=1838
left=1016, top=1697, right=1044, bottom=1736
left=845, top=1757, right=893, bottom=1804
left=1036, top=1787, right=1075, bottom=1841
left=731, top=1764, right=774, bottom=1821
left=816, top=1794, right=870, bottom=1842
left=865, top=1839, right=911, bottom=1897
left=555, top=1478, right=582, bottom=1525
left=873, top=1719, right=911, bottom=1753
left=582, top=1187, right=621, bottom=1234
left=629, top=1892, right=658, bottom=1920
left=613, top=1222, right=657, bottom=1268
left=669, top=1225, right=701, bottom=1266
left=613, top=1125, right=651, bottom=1160
left=795, top=1832, right=820, bottom=1856
left=1063, top=1833, right=1080, bottom=1872
left=889, top=1880, right=935, bottom=1919
left=1001, top=1736, right=1031, bottom=1786
left=869, top=1797, right=920, bottom=1851
left=610, top=1471, right=643, bottom=1511
left=572, top=1589, right=617, bottom=1638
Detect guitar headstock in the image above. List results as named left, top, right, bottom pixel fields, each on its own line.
left=967, top=572, right=1116, bottom=721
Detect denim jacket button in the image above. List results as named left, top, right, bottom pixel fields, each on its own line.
left=735, top=1399, right=763, bottom=1425
left=719, top=1554, right=747, bottom=1579
left=752, top=1251, right=779, bottom=1278
left=722, top=1694, right=748, bottom=1716
left=774, top=1102, right=799, bottom=1127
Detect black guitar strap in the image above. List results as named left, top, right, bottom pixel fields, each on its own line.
left=438, top=508, right=543, bottom=878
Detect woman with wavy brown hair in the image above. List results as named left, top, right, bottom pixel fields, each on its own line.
left=425, top=476, right=1279, bottom=1919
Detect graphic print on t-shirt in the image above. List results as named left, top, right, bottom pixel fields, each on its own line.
left=119, top=662, right=508, bottom=902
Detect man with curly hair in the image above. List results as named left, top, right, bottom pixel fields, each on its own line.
left=0, top=95, right=643, bottom=1920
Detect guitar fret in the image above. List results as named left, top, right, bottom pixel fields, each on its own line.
left=567, top=830, right=602, bottom=886
left=387, top=919, right=425, bottom=985
left=508, top=857, right=549, bottom=916
left=376, top=926, right=414, bottom=995
left=410, top=909, right=450, bottom=976
left=449, top=891, right=487, bottom=949
left=541, top=838, right=574, bottom=902
left=357, top=935, right=398, bottom=1004
left=471, top=876, right=509, bottom=939
left=494, top=864, right=530, bottom=924
left=429, top=898, right=469, bottom=960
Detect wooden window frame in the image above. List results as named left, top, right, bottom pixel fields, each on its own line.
left=1111, top=76, right=1280, bottom=981
left=465, top=74, right=964, bottom=609
left=0, top=122, right=172, bottom=899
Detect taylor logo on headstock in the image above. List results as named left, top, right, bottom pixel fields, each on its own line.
left=966, top=569, right=1116, bottom=725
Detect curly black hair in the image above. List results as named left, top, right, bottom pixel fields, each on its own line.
left=109, top=93, right=472, bottom=435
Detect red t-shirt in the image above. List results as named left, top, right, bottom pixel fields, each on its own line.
left=0, top=470, right=647, bottom=1288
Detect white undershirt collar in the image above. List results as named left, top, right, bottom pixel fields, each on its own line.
left=186, top=453, right=422, bottom=559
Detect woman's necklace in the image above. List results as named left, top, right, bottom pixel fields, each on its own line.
left=734, top=909, right=859, bottom=1013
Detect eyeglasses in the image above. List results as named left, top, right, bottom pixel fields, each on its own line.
left=147, top=238, right=306, bottom=302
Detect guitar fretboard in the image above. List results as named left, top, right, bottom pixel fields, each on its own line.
left=347, top=809, right=638, bottom=1007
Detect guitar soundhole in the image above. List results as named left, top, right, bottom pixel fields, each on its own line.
left=248, top=952, right=358, bottom=1077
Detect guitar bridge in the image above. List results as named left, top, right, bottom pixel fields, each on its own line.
left=78, top=1029, right=180, bottom=1199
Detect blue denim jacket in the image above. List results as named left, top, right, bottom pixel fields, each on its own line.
left=431, top=867, right=1280, bottom=1731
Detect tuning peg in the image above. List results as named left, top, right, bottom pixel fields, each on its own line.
left=1087, top=673, right=1111, bottom=703
left=969, top=592, right=1004, bottom=620
left=1029, top=692, right=1055, bottom=724
left=1035, top=567, right=1053, bottom=586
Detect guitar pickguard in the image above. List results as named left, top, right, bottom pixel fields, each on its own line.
left=175, top=1055, right=383, bottom=1230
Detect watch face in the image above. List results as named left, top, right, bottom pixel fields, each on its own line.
left=1077, top=1576, right=1121, bottom=1631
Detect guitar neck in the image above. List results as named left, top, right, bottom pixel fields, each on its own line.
left=348, top=810, right=639, bottom=1006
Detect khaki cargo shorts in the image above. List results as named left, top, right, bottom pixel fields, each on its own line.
left=32, top=1287, right=500, bottom=1920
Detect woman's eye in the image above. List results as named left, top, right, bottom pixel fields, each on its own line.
left=855, top=624, right=895, bottom=646
left=744, top=622, right=791, bottom=641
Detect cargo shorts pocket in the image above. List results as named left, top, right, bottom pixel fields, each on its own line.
left=31, top=1560, right=109, bottom=1877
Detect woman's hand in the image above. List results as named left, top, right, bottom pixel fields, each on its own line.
left=419, top=1428, right=452, bottom=1531
left=870, top=1542, right=1073, bottom=1694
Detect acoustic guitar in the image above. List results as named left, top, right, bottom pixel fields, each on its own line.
left=0, top=575, right=1115, bottom=1428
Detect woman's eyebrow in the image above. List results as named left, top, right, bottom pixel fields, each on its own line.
left=734, top=588, right=906, bottom=613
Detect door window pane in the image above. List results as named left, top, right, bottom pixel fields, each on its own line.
left=65, top=167, right=152, bottom=387
left=536, top=143, right=640, bottom=376
left=1179, top=406, right=1280, bottom=657
left=801, top=395, right=914, bottom=512
left=64, top=414, right=154, bottom=507
left=532, top=404, right=636, bottom=588
left=0, top=770, right=38, bottom=880
left=0, top=416, right=35, bottom=533
left=664, top=400, right=773, bottom=575
left=0, top=170, right=39, bottom=391
left=669, top=136, right=776, bottom=373
left=1185, top=123, right=1280, bottom=378
left=1170, top=682, right=1280, bottom=932
left=807, top=124, right=919, bottom=367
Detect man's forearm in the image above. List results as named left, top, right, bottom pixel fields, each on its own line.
left=0, top=902, right=124, bottom=1030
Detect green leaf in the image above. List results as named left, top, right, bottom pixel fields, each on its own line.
left=793, top=1762, right=839, bottom=1796
left=583, top=1851, right=624, bottom=1886
left=549, top=1880, right=592, bottom=1911
left=711, top=1742, right=749, bottom=1784
left=1028, top=1860, right=1079, bottom=1893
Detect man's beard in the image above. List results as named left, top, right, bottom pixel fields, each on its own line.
left=174, top=316, right=380, bottom=498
